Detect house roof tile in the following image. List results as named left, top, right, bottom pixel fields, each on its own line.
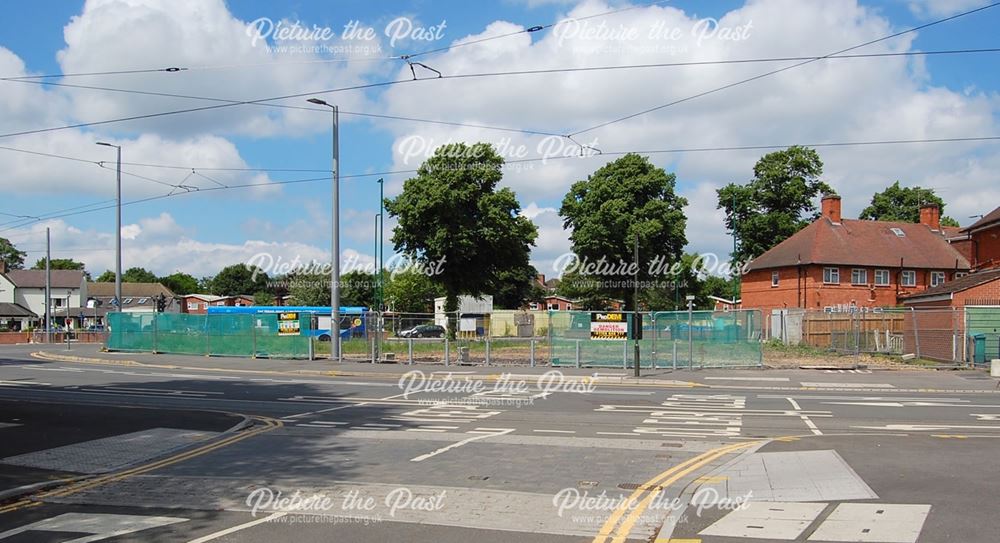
left=747, top=218, right=970, bottom=272
left=5, top=270, right=85, bottom=289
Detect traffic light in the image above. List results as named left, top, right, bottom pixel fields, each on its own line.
left=155, top=294, right=166, bottom=313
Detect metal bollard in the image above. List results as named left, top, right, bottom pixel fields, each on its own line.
left=623, top=340, right=628, bottom=369
left=485, top=338, right=491, bottom=366
left=530, top=339, right=535, bottom=367
left=408, top=337, right=414, bottom=365
left=575, top=339, right=581, bottom=368
left=309, top=337, right=315, bottom=361
left=445, top=338, right=450, bottom=366
left=672, top=341, right=677, bottom=370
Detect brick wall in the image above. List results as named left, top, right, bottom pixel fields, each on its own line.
left=743, top=265, right=956, bottom=312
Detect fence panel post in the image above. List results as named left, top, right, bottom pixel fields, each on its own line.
left=485, top=337, right=491, bottom=366
left=445, top=338, right=450, bottom=366
left=575, top=339, right=581, bottom=368
left=408, top=337, right=413, bottom=365
left=911, top=308, right=921, bottom=359
left=152, top=313, right=158, bottom=354
left=530, top=339, right=535, bottom=367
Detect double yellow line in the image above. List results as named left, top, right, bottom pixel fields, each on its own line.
left=0, top=416, right=282, bottom=515
left=592, top=440, right=759, bottom=543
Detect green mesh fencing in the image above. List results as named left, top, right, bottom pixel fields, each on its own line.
left=549, top=310, right=762, bottom=368
left=107, top=312, right=312, bottom=359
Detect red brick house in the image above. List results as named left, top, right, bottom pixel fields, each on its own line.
left=950, top=205, right=1000, bottom=270
left=180, top=294, right=255, bottom=314
left=742, top=195, right=970, bottom=312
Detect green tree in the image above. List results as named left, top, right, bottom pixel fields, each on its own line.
left=341, top=270, right=375, bottom=308
left=95, top=270, right=115, bottom=282
left=158, top=272, right=200, bottom=295
left=0, top=237, right=26, bottom=270
left=32, top=258, right=86, bottom=271
left=384, top=143, right=538, bottom=336
left=859, top=181, right=960, bottom=227
left=210, top=263, right=268, bottom=296
left=383, top=269, right=443, bottom=313
left=718, top=146, right=832, bottom=263
left=555, top=267, right=606, bottom=310
left=287, top=269, right=328, bottom=307
left=559, top=153, right=687, bottom=310
left=253, top=291, right=275, bottom=305
left=122, top=267, right=157, bottom=283
left=492, top=264, right=540, bottom=309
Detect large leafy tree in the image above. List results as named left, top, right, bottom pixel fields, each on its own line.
left=287, top=269, right=328, bottom=306
left=717, top=146, right=831, bottom=263
left=122, top=267, right=158, bottom=283
left=559, top=153, right=687, bottom=310
left=492, top=264, right=540, bottom=309
left=340, top=270, right=375, bottom=308
left=384, top=143, right=538, bottom=335
left=158, top=272, right=200, bottom=295
left=859, top=181, right=960, bottom=227
left=210, top=263, right=268, bottom=296
left=0, top=237, right=26, bottom=270
left=383, top=269, right=443, bottom=313
left=32, top=258, right=85, bottom=271
left=95, top=270, right=115, bottom=282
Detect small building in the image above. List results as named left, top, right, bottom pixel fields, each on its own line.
left=536, top=295, right=575, bottom=311
left=181, top=294, right=232, bottom=314
left=0, top=263, right=87, bottom=328
left=708, top=296, right=742, bottom=312
left=742, top=196, right=970, bottom=312
left=954, top=205, right=1000, bottom=270
left=63, top=282, right=176, bottom=328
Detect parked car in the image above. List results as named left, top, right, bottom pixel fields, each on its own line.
left=398, top=324, right=445, bottom=338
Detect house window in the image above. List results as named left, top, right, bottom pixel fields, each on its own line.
left=875, top=269, right=890, bottom=286
left=123, top=297, right=133, bottom=304
left=137, top=297, right=148, bottom=304
left=548, top=303, right=558, bottom=311
left=901, top=270, right=916, bottom=287
left=823, top=267, right=840, bottom=284
left=930, top=271, right=946, bottom=287
left=851, top=269, right=868, bottom=285
left=53, top=298, right=64, bottom=307
left=955, top=272, right=968, bottom=278
left=187, top=302, right=199, bottom=310
left=771, top=271, right=779, bottom=287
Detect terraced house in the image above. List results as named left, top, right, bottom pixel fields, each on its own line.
left=741, top=195, right=971, bottom=312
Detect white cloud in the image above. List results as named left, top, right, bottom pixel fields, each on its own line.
left=906, top=0, right=991, bottom=18
left=373, top=0, right=999, bottom=261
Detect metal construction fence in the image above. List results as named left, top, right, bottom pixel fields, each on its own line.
left=106, top=311, right=313, bottom=358
left=548, top=310, right=763, bottom=369
left=767, top=306, right=1000, bottom=364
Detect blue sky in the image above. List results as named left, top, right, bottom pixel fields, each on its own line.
left=1, top=0, right=998, bottom=278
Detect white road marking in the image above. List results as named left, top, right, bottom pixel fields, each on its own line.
left=0, top=513, right=187, bottom=542
left=854, top=424, right=1000, bottom=431
left=281, top=392, right=412, bottom=419
left=532, top=429, right=576, bottom=434
left=787, top=397, right=822, bottom=435
left=596, top=432, right=640, bottom=436
left=410, top=428, right=515, bottom=462
left=801, top=382, right=895, bottom=388
left=186, top=512, right=286, bottom=543
left=705, top=377, right=790, bottom=382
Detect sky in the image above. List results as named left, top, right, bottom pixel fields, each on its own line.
left=0, top=0, right=998, bottom=281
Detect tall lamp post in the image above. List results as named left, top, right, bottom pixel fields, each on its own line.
left=95, top=142, right=122, bottom=314
left=306, top=98, right=341, bottom=362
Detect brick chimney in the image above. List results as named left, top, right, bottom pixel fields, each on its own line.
left=920, top=203, right=941, bottom=232
left=821, top=194, right=842, bottom=224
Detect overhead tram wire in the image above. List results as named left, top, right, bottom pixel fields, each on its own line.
left=0, top=0, right=670, bottom=80
left=568, top=1, right=1000, bottom=137
left=3, top=133, right=999, bottom=234
left=4, top=48, right=998, bottom=142
left=4, top=44, right=1000, bottom=143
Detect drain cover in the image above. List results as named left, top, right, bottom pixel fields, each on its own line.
left=468, top=475, right=490, bottom=481
left=618, top=482, right=663, bottom=491
left=578, top=480, right=599, bottom=488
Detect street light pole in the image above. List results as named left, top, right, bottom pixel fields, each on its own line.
left=96, top=142, right=122, bottom=312
left=378, top=177, right=384, bottom=312
left=307, top=98, right=341, bottom=362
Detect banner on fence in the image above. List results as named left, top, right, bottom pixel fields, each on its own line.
left=590, top=312, right=627, bottom=340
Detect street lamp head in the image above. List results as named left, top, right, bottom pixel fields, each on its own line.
left=307, top=98, right=329, bottom=106
left=95, top=142, right=119, bottom=148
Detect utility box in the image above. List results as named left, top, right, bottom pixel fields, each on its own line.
left=992, top=359, right=1000, bottom=378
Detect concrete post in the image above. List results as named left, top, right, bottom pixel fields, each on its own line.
left=445, top=338, right=450, bottom=366
left=485, top=337, right=491, bottom=366
left=408, top=337, right=413, bottom=365
left=530, top=339, right=535, bottom=367
left=575, top=339, right=581, bottom=368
